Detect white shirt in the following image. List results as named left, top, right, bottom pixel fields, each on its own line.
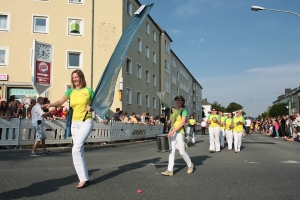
left=246, top=119, right=251, bottom=126
left=31, top=103, right=45, bottom=126
left=201, top=121, right=206, bottom=127
left=296, top=116, right=300, bottom=126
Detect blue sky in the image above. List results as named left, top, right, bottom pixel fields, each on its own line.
left=139, top=0, right=300, bottom=117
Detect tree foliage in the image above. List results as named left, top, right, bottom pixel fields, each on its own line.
left=226, top=102, right=245, bottom=115
left=269, top=103, right=288, bottom=117
left=211, top=101, right=226, bottom=112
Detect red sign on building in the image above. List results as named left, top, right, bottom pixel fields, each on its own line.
left=35, top=60, right=51, bottom=85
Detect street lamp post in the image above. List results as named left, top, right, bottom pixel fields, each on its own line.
left=251, top=6, right=300, bottom=18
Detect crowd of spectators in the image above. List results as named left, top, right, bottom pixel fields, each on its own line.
left=248, top=113, right=300, bottom=142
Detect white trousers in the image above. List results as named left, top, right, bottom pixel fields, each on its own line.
left=225, top=130, right=233, bottom=150
left=209, top=126, right=220, bottom=151
left=233, top=131, right=243, bottom=152
left=168, top=133, right=192, bottom=172
left=220, top=129, right=225, bottom=148
left=71, top=119, right=93, bottom=181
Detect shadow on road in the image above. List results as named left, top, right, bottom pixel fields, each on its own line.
left=90, top=157, right=161, bottom=185
left=0, top=169, right=100, bottom=199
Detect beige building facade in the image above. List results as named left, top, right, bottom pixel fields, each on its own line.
left=0, top=0, right=202, bottom=119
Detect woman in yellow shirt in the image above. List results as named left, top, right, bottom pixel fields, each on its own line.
left=207, top=108, right=221, bottom=153
left=46, top=70, right=94, bottom=188
left=188, top=114, right=196, bottom=143
left=162, top=95, right=194, bottom=176
left=232, top=110, right=246, bottom=153
left=224, top=112, right=234, bottom=151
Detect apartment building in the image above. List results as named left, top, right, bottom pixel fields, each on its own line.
left=0, top=0, right=202, bottom=119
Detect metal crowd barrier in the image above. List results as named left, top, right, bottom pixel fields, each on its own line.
left=0, top=118, right=201, bottom=146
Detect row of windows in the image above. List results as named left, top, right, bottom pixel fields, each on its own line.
left=0, top=46, right=83, bottom=68
left=0, top=13, right=85, bottom=36
left=136, top=37, right=157, bottom=63
left=125, top=88, right=157, bottom=108
left=126, top=58, right=157, bottom=86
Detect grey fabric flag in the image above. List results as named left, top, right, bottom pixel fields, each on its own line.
left=90, top=3, right=154, bottom=118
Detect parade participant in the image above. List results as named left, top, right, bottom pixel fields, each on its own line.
left=31, top=97, right=53, bottom=156
left=201, top=119, right=206, bottom=135
left=188, top=114, right=196, bottom=143
left=162, top=95, right=194, bottom=176
left=207, top=108, right=221, bottom=153
left=224, top=112, right=234, bottom=151
left=219, top=111, right=226, bottom=149
left=45, top=69, right=94, bottom=189
left=232, top=110, right=246, bottom=153
left=245, top=117, right=251, bottom=135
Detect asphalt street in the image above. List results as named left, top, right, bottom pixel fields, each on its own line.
left=0, top=132, right=299, bottom=200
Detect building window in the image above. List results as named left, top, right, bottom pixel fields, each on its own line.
left=0, top=13, right=10, bottom=32
left=33, top=15, right=49, bottom=34
left=137, top=37, right=142, bottom=52
left=126, top=58, right=132, bottom=74
left=137, top=92, right=142, bottom=106
left=153, top=30, right=156, bottom=42
left=145, top=45, right=149, bottom=58
left=137, top=64, right=142, bottom=79
left=165, top=79, right=170, bottom=94
left=127, top=0, right=132, bottom=16
left=69, top=0, right=84, bottom=4
left=68, top=18, right=84, bottom=36
left=145, top=95, right=149, bottom=108
left=145, top=21, right=149, bottom=35
left=0, top=47, right=9, bottom=66
left=146, top=70, right=149, bottom=83
left=153, top=97, right=156, bottom=109
left=153, top=51, right=156, bottom=64
left=152, top=74, right=156, bottom=86
left=126, top=88, right=132, bottom=104
left=67, top=51, right=82, bottom=68
left=165, top=60, right=170, bottom=74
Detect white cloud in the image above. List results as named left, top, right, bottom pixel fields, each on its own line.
left=198, top=63, right=300, bottom=117
left=171, top=29, right=183, bottom=35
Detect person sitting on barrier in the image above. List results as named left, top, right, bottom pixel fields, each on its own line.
left=0, top=100, right=11, bottom=120
left=129, top=112, right=138, bottom=123
left=30, top=97, right=53, bottom=157
left=52, top=106, right=65, bottom=120
left=112, top=108, right=122, bottom=122
left=162, top=95, right=194, bottom=176
left=123, top=112, right=129, bottom=123
left=12, top=100, right=25, bottom=118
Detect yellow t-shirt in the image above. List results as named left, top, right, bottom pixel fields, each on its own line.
left=233, top=116, right=245, bottom=132
left=171, top=108, right=188, bottom=133
left=65, top=87, right=94, bottom=122
left=208, top=114, right=220, bottom=127
left=225, top=117, right=233, bottom=131
left=219, top=116, right=226, bottom=128
left=188, top=119, right=196, bottom=125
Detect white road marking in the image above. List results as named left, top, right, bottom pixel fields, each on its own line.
left=281, top=160, right=299, bottom=164
left=244, top=160, right=259, bottom=164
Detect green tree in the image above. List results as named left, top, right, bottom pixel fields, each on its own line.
left=211, top=101, right=226, bottom=112
left=269, top=103, right=288, bottom=117
left=226, top=102, right=245, bottom=115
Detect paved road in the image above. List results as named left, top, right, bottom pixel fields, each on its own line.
left=0, top=133, right=299, bottom=200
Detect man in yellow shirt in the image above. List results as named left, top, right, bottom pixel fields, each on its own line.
left=207, top=108, right=221, bottom=153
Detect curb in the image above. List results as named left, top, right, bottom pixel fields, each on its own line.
left=0, top=139, right=156, bottom=155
